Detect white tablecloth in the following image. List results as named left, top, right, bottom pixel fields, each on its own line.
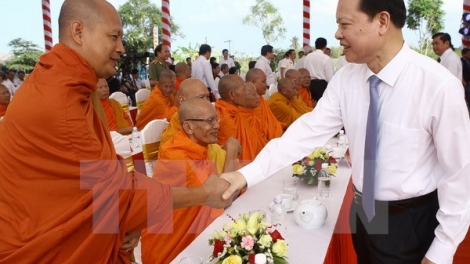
left=171, top=160, right=352, bottom=263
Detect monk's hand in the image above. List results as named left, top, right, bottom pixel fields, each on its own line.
left=421, top=257, right=435, bottom=264
left=223, top=137, right=242, bottom=156
left=120, top=230, right=141, bottom=251
left=220, top=171, right=247, bottom=200
left=202, top=175, right=234, bottom=208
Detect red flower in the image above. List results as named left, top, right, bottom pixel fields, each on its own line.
left=315, top=159, right=322, bottom=171
left=328, top=156, right=337, bottom=164
left=270, top=229, right=284, bottom=242
left=303, top=157, right=311, bottom=165
left=248, top=253, right=256, bottom=264
left=212, top=239, right=224, bottom=257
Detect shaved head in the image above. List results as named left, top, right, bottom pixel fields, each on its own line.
left=245, top=68, right=264, bottom=82
left=59, top=0, right=109, bottom=40
left=175, top=62, right=189, bottom=75
left=244, top=82, right=259, bottom=109
left=179, top=98, right=213, bottom=122
left=278, top=78, right=297, bottom=99
left=285, top=69, right=301, bottom=80
left=0, top=84, right=10, bottom=105
left=218, top=74, right=245, bottom=100
left=179, top=98, right=219, bottom=145
left=175, top=78, right=210, bottom=107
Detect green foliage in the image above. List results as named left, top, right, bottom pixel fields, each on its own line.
left=242, top=0, right=286, bottom=44
left=4, top=38, right=43, bottom=72
left=172, top=43, right=200, bottom=63
left=290, top=36, right=300, bottom=51
left=118, top=0, right=183, bottom=53
left=406, top=0, right=445, bottom=54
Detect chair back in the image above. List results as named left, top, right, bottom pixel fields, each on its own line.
left=110, top=131, right=134, bottom=172
left=135, top=89, right=150, bottom=111
left=268, top=83, right=278, bottom=98
left=109, top=91, right=129, bottom=112
left=140, top=118, right=169, bottom=177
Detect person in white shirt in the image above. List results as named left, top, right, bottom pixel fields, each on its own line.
left=219, top=49, right=235, bottom=69
left=254, top=45, right=276, bottom=87
left=219, top=63, right=229, bottom=78
left=191, top=44, right=220, bottom=100
left=304, top=37, right=334, bottom=102
left=278, top=49, right=296, bottom=78
left=13, top=70, right=25, bottom=89
left=219, top=0, right=470, bottom=263
left=432, top=32, right=463, bottom=82
left=0, top=71, right=15, bottom=96
left=295, top=45, right=313, bottom=70
left=335, top=54, right=349, bottom=72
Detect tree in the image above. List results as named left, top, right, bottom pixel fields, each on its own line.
left=242, top=0, right=286, bottom=44
left=290, top=36, right=300, bottom=51
left=118, top=0, right=183, bottom=53
left=406, top=0, right=445, bottom=55
left=4, top=38, right=43, bottom=72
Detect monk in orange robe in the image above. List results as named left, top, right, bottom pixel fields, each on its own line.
left=216, top=75, right=266, bottom=163
left=141, top=99, right=241, bottom=264
left=245, top=68, right=285, bottom=142
left=174, top=62, right=191, bottom=91
left=97, top=78, right=133, bottom=135
left=268, top=78, right=313, bottom=127
left=0, top=1, right=233, bottom=263
left=0, top=85, right=10, bottom=118
left=135, top=69, right=177, bottom=130
left=296, top=68, right=314, bottom=108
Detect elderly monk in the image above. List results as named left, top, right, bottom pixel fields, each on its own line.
left=141, top=99, right=241, bottom=263
left=216, top=75, right=265, bottom=162
left=136, top=69, right=177, bottom=130
left=268, top=78, right=312, bottom=127
left=245, top=68, right=285, bottom=141
left=0, top=85, right=10, bottom=118
left=297, top=68, right=314, bottom=108
left=97, top=78, right=133, bottom=135
left=174, top=62, right=191, bottom=91
left=0, top=1, right=233, bottom=263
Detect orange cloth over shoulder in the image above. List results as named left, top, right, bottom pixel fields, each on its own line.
left=141, top=131, right=223, bottom=264
left=135, top=85, right=177, bottom=130
left=101, top=98, right=133, bottom=131
left=174, top=76, right=184, bottom=91
left=0, top=44, right=173, bottom=264
left=0, top=104, right=7, bottom=117
left=216, top=100, right=265, bottom=163
left=298, top=86, right=313, bottom=108
left=268, top=92, right=312, bottom=127
left=254, top=95, right=284, bottom=142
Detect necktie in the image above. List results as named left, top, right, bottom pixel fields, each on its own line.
left=363, top=75, right=381, bottom=222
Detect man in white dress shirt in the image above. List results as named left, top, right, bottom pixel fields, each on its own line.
left=0, top=71, right=15, bottom=96
left=191, top=44, right=220, bottom=100
left=432, top=32, right=463, bottom=82
left=254, top=45, right=276, bottom=87
left=304, top=37, right=334, bottom=102
left=219, top=0, right=470, bottom=263
left=295, top=45, right=313, bottom=70
left=278, top=49, right=296, bottom=78
left=219, top=49, right=235, bottom=69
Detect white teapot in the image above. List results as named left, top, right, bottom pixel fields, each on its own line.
left=293, top=198, right=328, bottom=229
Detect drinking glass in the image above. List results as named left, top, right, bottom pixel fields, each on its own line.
left=179, top=256, right=203, bottom=264
left=318, top=175, right=331, bottom=198
left=283, top=179, right=298, bottom=200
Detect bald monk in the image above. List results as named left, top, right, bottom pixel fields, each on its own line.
left=0, top=1, right=233, bottom=263
left=245, top=68, right=285, bottom=141
left=297, top=68, right=314, bottom=108
left=97, top=78, right=133, bottom=135
left=141, top=99, right=241, bottom=264
left=0, top=85, right=10, bottom=118
left=216, top=75, right=265, bottom=162
left=174, top=62, right=191, bottom=91
left=135, top=69, right=177, bottom=130
left=268, top=78, right=313, bottom=128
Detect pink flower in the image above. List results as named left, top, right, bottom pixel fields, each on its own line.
left=224, top=234, right=232, bottom=244
left=241, top=235, right=254, bottom=250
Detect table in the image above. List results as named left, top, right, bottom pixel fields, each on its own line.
left=171, top=160, right=352, bottom=263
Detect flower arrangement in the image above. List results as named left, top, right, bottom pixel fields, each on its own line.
left=292, top=147, right=337, bottom=185
left=208, top=212, right=289, bottom=264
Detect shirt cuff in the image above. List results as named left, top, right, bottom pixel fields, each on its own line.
left=238, top=162, right=265, bottom=189
left=425, top=237, right=457, bottom=264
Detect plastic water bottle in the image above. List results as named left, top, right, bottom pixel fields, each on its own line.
left=337, top=130, right=347, bottom=149
left=131, top=127, right=141, bottom=151
left=270, top=195, right=287, bottom=237
left=318, top=163, right=331, bottom=198
left=254, top=253, right=267, bottom=264
left=139, top=66, right=147, bottom=81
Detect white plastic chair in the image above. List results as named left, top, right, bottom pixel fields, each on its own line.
left=109, top=91, right=127, bottom=105
left=140, top=118, right=169, bottom=177
left=268, top=83, right=278, bottom=98
left=135, top=89, right=150, bottom=111
left=110, top=131, right=134, bottom=172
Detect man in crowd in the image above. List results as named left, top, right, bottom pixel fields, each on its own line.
left=148, top=43, right=170, bottom=87
left=296, top=45, right=313, bottom=70
left=279, top=49, right=296, bottom=78
left=0, top=2, right=235, bottom=262
left=0, top=84, right=10, bottom=118
left=174, top=62, right=191, bottom=91
left=297, top=68, right=314, bottom=108
left=219, top=49, right=235, bottom=68
left=255, top=44, right=276, bottom=87
left=432, top=32, right=462, bottom=82
left=0, top=71, right=15, bottom=96
left=219, top=63, right=229, bottom=77
left=219, top=0, right=470, bottom=263
left=192, top=44, right=220, bottom=100
left=14, top=70, right=25, bottom=88
left=304, top=37, right=334, bottom=102
left=141, top=98, right=241, bottom=263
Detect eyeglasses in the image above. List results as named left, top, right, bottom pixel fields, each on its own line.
left=185, top=116, right=220, bottom=126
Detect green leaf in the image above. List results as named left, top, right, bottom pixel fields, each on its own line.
left=273, top=255, right=289, bottom=264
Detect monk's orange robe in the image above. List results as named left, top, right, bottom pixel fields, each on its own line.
left=216, top=100, right=265, bottom=162
left=254, top=96, right=285, bottom=142
left=298, top=86, right=313, bottom=108
left=174, top=76, right=184, bottom=91
left=0, top=104, right=7, bottom=117
left=0, top=43, right=173, bottom=264
left=161, top=112, right=226, bottom=174
left=135, top=85, right=176, bottom=130
left=101, top=98, right=133, bottom=130
left=268, top=92, right=313, bottom=127
left=140, top=131, right=223, bottom=264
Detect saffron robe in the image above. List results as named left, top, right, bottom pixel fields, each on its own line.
left=174, top=76, right=184, bottom=91
left=0, top=104, right=7, bottom=117
left=298, top=86, right=313, bottom=108
left=140, top=132, right=223, bottom=264
left=0, top=43, right=173, bottom=264
left=254, top=96, right=284, bottom=142
left=101, top=98, right=133, bottom=131
left=268, top=92, right=312, bottom=127
left=135, top=86, right=176, bottom=130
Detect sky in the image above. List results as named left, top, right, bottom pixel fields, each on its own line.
left=0, top=0, right=463, bottom=58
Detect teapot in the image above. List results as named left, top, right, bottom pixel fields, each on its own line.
left=293, top=198, right=328, bottom=229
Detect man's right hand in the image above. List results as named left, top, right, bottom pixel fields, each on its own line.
left=220, top=171, right=247, bottom=200
left=202, top=175, right=235, bottom=208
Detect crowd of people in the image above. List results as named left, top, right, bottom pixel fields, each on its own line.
left=0, top=0, right=470, bottom=264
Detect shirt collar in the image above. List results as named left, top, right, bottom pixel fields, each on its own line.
left=368, top=42, right=410, bottom=88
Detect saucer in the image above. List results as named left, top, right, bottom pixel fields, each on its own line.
left=269, top=201, right=298, bottom=213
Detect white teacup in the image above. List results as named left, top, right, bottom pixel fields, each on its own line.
left=278, top=193, right=294, bottom=210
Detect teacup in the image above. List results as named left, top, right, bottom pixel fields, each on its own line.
left=278, top=193, right=294, bottom=210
